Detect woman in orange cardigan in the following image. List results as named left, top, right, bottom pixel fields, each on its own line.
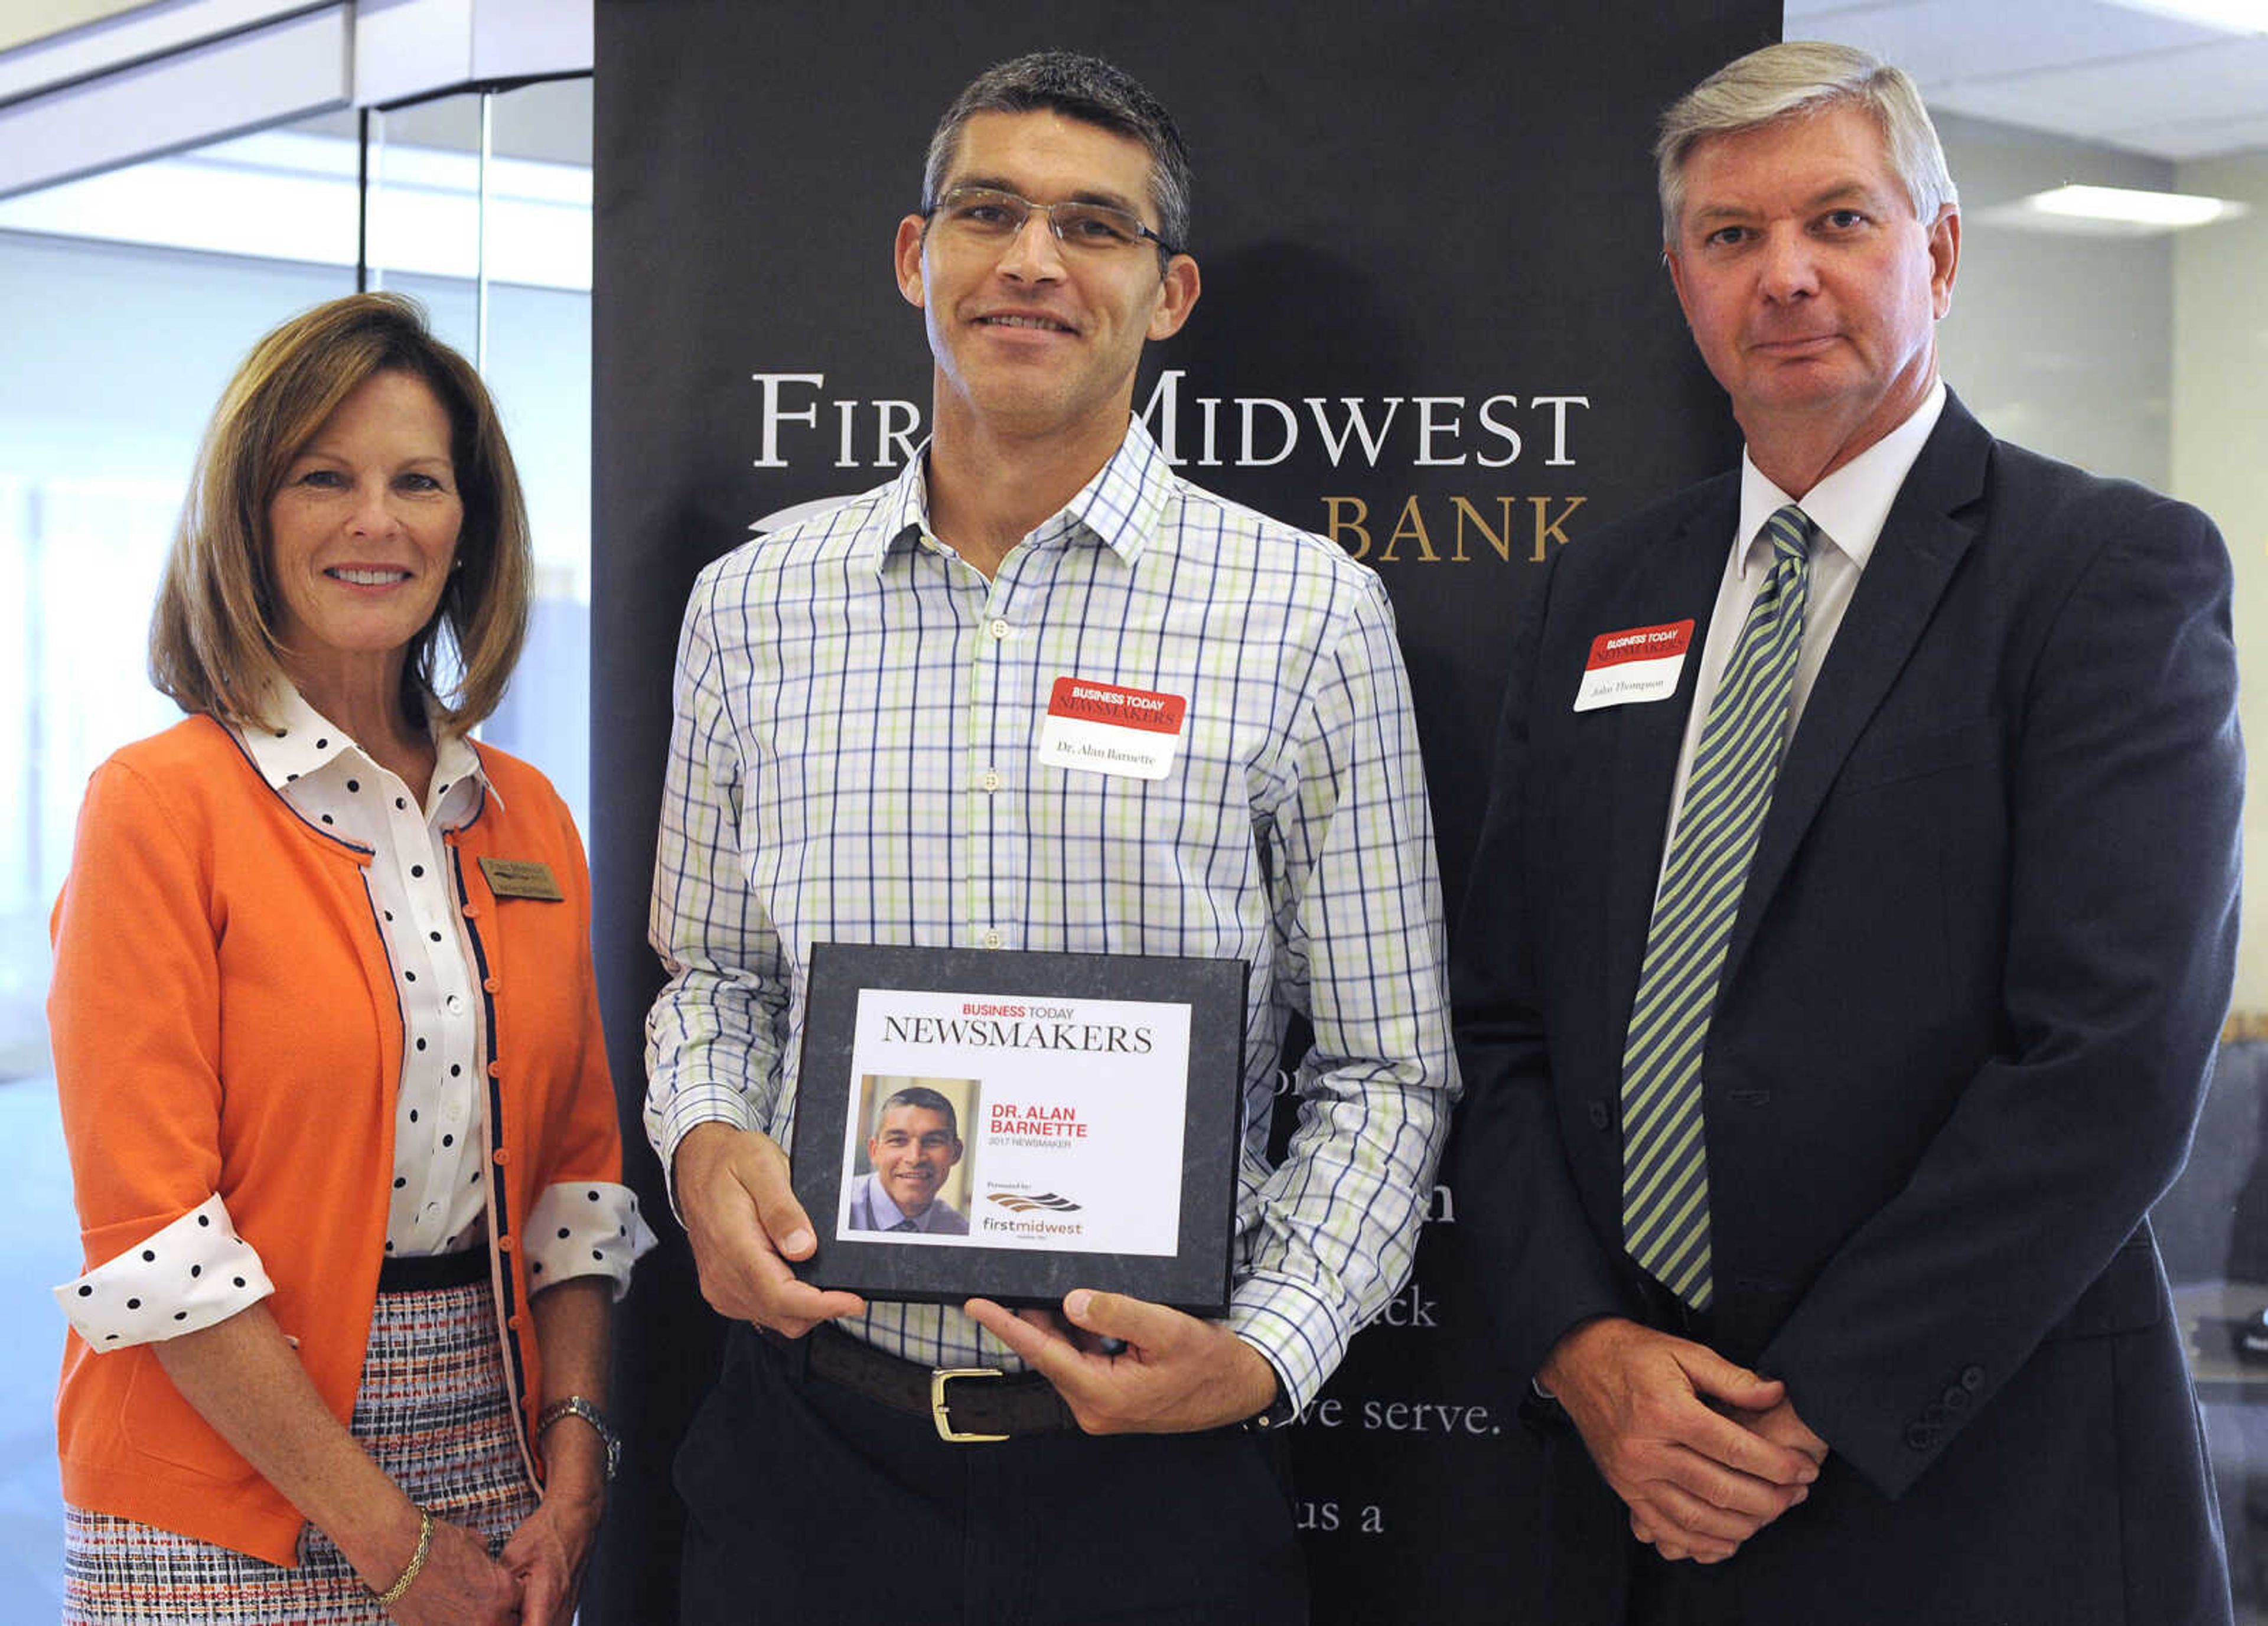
left=48, top=292, right=653, bottom=1625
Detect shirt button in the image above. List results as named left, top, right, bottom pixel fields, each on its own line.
left=980, top=929, right=1004, bottom=950
left=979, top=769, right=1002, bottom=793
left=987, top=617, right=1010, bottom=641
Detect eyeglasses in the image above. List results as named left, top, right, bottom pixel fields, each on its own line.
left=927, top=185, right=1177, bottom=257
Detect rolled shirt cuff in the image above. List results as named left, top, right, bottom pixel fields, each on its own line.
left=649, top=1080, right=758, bottom=1222
left=1228, top=1271, right=1351, bottom=1414
left=56, top=1192, right=274, bottom=1351
left=525, top=1179, right=659, bottom=1302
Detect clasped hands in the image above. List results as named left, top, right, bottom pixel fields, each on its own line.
left=1539, top=1316, right=1828, bottom=1565
left=674, top=1124, right=1278, bottom=1433
left=385, top=1493, right=597, bottom=1626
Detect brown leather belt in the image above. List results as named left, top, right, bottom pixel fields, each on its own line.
left=762, top=1322, right=1076, bottom=1443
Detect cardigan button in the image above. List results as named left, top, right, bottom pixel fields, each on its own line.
left=497, top=1234, right=513, bottom=1252
left=493, top=1148, right=510, bottom=1165
left=484, top=977, right=501, bottom=994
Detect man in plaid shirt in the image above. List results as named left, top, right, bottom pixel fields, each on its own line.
left=647, top=50, right=1457, bottom=1622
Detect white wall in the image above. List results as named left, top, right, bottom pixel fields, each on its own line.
left=1933, top=110, right=2175, bottom=489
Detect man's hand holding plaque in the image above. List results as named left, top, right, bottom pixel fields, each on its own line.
left=965, top=1290, right=1280, bottom=1434
left=675, top=1122, right=866, bottom=1337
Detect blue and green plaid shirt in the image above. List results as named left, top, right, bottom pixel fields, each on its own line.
left=646, top=418, right=1457, bottom=1407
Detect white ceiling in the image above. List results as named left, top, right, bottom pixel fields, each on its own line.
left=1787, top=0, right=2268, bottom=160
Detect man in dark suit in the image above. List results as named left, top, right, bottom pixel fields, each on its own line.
left=1452, top=40, right=2241, bottom=1624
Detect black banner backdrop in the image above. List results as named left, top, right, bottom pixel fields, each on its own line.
left=590, top=3, right=1777, bottom=1620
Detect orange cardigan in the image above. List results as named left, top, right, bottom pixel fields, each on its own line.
left=49, top=715, right=624, bottom=1565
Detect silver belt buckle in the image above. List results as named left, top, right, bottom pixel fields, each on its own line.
left=929, top=1366, right=1009, bottom=1443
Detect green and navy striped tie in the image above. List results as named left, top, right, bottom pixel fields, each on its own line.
left=1620, top=504, right=1816, bottom=1310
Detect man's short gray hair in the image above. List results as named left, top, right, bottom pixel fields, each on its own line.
left=921, top=50, right=1192, bottom=258
left=1656, top=41, right=1957, bottom=245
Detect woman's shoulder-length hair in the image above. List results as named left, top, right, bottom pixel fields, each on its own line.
left=148, top=290, right=532, bottom=732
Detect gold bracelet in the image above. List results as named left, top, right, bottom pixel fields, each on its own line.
left=373, top=1505, right=434, bottom=1607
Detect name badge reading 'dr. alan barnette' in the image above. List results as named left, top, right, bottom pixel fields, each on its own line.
left=1573, top=620, right=1695, bottom=712
left=1037, top=676, right=1187, bottom=780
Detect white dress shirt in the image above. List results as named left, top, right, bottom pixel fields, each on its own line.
left=1660, top=380, right=1948, bottom=864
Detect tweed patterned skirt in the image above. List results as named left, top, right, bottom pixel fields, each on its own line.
left=63, top=1276, right=538, bottom=1625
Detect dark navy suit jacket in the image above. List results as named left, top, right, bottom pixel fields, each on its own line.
left=1452, top=393, right=2241, bottom=1623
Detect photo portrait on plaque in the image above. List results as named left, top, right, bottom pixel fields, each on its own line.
left=839, top=1076, right=979, bottom=1239
left=791, top=942, right=1244, bottom=1311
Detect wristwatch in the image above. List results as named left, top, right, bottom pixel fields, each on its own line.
left=536, top=1395, right=621, bottom=1482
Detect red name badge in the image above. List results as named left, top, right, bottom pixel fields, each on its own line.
left=1045, top=678, right=1187, bottom=733
left=1038, top=677, right=1190, bottom=778
left=1574, top=619, right=1695, bottom=712
left=1585, top=620, right=1695, bottom=669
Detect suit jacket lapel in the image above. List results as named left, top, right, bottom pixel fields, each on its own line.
left=1605, top=481, right=1740, bottom=1029
left=1720, top=395, right=1992, bottom=989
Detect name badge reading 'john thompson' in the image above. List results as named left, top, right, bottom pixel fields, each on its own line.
left=1573, top=620, right=1695, bottom=712
left=477, top=858, right=564, bottom=901
left=1036, top=676, right=1187, bottom=780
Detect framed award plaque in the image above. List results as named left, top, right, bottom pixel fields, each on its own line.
left=788, top=942, right=1247, bottom=1314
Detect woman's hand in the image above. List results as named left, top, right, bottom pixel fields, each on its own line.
left=499, top=1487, right=604, bottom=1625
left=384, top=1514, right=522, bottom=1625
left=512, top=1276, right=614, bottom=1623
left=146, top=1306, right=520, bottom=1620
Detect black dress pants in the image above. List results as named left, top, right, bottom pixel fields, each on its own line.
left=677, top=1321, right=1309, bottom=1625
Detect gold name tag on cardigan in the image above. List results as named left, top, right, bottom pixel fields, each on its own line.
left=478, top=858, right=565, bottom=901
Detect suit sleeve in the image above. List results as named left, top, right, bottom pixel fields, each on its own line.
left=1449, top=550, right=1649, bottom=1383
left=1759, top=497, right=2242, bottom=1497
